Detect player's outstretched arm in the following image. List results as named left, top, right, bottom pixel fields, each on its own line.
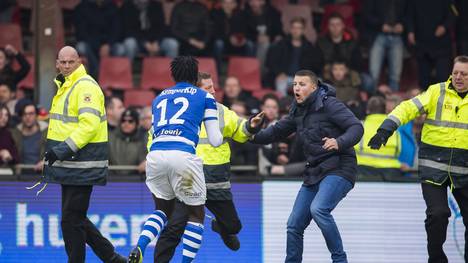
left=205, top=119, right=223, bottom=147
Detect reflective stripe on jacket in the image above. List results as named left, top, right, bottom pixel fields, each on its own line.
left=382, top=78, right=468, bottom=188
left=44, top=64, right=108, bottom=185
left=197, top=103, right=251, bottom=200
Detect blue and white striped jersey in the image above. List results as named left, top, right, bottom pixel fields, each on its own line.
left=150, top=82, right=218, bottom=154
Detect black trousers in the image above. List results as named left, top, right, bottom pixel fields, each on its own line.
left=421, top=182, right=468, bottom=263
left=61, top=185, right=116, bottom=263
left=416, top=51, right=451, bottom=90
left=154, top=199, right=242, bottom=263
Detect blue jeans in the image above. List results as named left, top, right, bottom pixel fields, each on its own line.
left=286, top=175, right=353, bottom=263
left=369, top=33, right=404, bottom=91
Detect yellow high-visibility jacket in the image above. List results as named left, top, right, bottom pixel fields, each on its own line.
left=380, top=78, right=468, bottom=188
left=196, top=103, right=252, bottom=200
left=355, top=114, right=401, bottom=169
left=44, top=64, right=108, bottom=185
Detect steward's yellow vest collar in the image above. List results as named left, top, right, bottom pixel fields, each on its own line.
left=54, top=64, right=88, bottom=89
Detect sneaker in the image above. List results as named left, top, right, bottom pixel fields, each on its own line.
left=128, top=247, right=143, bottom=263
left=211, top=219, right=240, bottom=251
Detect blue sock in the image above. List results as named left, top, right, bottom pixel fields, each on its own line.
left=182, top=221, right=204, bottom=263
left=136, top=210, right=167, bottom=255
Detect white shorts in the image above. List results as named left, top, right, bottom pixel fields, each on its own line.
left=145, top=150, right=206, bottom=206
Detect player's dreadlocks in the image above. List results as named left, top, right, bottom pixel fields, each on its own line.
left=170, top=56, right=199, bottom=85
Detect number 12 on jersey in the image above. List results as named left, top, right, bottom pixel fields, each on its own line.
left=156, top=97, right=189, bottom=126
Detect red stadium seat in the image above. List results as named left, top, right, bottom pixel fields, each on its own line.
left=98, top=57, right=133, bottom=90
left=140, top=57, right=174, bottom=90
left=281, top=4, right=317, bottom=43
left=124, top=90, right=155, bottom=108
left=320, top=4, right=355, bottom=35
left=227, top=56, right=262, bottom=92
left=17, top=55, right=35, bottom=90
left=197, top=57, right=219, bottom=89
left=0, top=23, right=23, bottom=52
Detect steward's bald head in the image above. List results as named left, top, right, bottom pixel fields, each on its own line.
left=56, top=46, right=80, bottom=76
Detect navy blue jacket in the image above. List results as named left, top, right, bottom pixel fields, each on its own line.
left=252, top=83, right=363, bottom=185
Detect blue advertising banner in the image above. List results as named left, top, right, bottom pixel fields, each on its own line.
left=0, top=182, right=262, bottom=262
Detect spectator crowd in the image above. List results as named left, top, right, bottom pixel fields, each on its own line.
left=0, top=0, right=467, bottom=178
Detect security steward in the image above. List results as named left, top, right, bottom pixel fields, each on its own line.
left=154, top=72, right=262, bottom=262
left=43, top=46, right=126, bottom=263
left=355, top=96, right=404, bottom=180
left=369, top=55, right=468, bottom=263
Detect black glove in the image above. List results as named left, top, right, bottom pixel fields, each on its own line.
left=246, top=112, right=265, bottom=134
left=368, top=129, right=392, bottom=149
left=44, top=150, right=59, bottom=166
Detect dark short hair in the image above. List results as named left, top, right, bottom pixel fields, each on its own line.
left=295, top=70, right=319, bottom=85
left=18, top=101, right=38, bottom=117
left=197, top=71, right=212, bottom=86
left=328, top=12, right=344, bottom=23
left=331, top=59, right=348, bottom=67
left=0, top=81, right=13, bottom=91
left=230, top=100, right=247, bottom=111
left=454, top=55, right=468, bottom=64
left=105, top=96, right=122, bottom=109
left=261, top=93, right=280, bottom=106
left=170, top=56, right=199, bottom=85
left=290, top=16, right=306, bottom=26
left=366, top=96, right=386, bottom=114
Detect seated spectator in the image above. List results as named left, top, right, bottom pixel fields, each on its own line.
left=324, top=60, right=365, bottom=119
left=258, top=94, right=303, bottom=175
left=0, top=81, right=17, bottom=115
left=222, top=76, right=260, bottom=114
left=376, top=83, right=393, bottom=98
left=139, top=105, right=152, bottom=131
left=355, top=96, right=410, bottom=180
left=170, top=0, right=211, bottom=56
left=11, top=102, right=47, bottom=170
left=244, top=0, right=282, bottom=71
left=385, top=93, right=402, bottom=114
left=109, top=109, right=147, bottom=174
left=0, top=104, right=18, bottom=166
left=105, top=96, right=125, bottom=131
left=267, top=134, right=306, bottom=176
left=138, top=105, right=152, bottom=140
left=265, top=17, right=323, bottom=95
left=74, top=0, right=124, bottom=77
left=119, top=0, right=178, bottom=61
left=211, top=0, right=254, bottom=70
left=0, top=45, right=31, bottom=91
left=228, top=101, right=258, bottom=166
left=317, top=13, right=361, bottom=73
left=364, top=0, right=407, bottom=91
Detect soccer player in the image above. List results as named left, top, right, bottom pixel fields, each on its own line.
left=154, top=72, right=264, bottom=262
left=128, top=56, right=223, bottom=263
